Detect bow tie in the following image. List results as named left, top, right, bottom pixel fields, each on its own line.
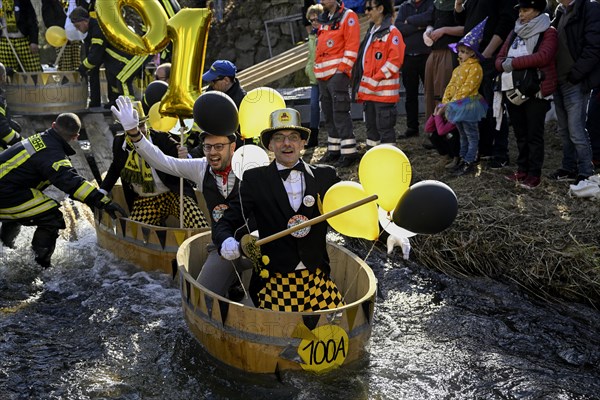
left=279, top=163, right=304, bottom=180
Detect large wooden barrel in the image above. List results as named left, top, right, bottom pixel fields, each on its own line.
left=177, top=232, right=377, bottom=374
left=94, top=185, right=210, bottom=274
left=5, top=71, right=88, bottom=115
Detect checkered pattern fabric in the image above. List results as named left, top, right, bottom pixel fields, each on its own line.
left=57, top=42, right=82, bottom=71
left=0, top=37, right=42, bottom=72
left=129, top=192, right=209, bottom=228
left=258, top=268, right=344, bottom=312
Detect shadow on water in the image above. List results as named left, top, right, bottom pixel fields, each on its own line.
left=1, top=222, right=599, bottom=399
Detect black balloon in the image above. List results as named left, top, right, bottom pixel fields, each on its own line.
left=193, top=91, right=239, bottom=136
left=142, top=80, right=169, bottom=114
left=392, top=180, right=458, bottom=235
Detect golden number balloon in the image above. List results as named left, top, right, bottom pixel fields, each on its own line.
left=95, top=0, right=170, bottom=55
left=159, top=8, right=212, bottom=118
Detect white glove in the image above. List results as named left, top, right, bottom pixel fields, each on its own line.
left=221, top=237, right=240, bottom=260
left=111, top=96, right=139, bottom=131
left=387, top=235, right=411, bottom=260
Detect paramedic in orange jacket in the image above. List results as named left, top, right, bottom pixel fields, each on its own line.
left=352, top=0, right=405, bottom=147
left=314, top=0, right=360, bottom=168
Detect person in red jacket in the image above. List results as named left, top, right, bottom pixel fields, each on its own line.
left=495, top=0, right=558, bottom=189
left=314, top=0, right=361, bottom=167
left=352, top=0, right=405, bottom=148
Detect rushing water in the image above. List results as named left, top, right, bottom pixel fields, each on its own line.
left=1, top=211, right=599, bottom=400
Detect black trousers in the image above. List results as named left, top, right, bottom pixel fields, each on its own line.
left=401, top=54, right=428, bottom=132
left=505, top=97, right=551, bottom=177
left=478, top=58, right=509, bottom=162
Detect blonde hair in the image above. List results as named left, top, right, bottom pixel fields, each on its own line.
left=306, top=4, right=324, bottom=20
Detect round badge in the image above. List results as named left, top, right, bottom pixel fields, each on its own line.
left=375, top=52, right=382, bottom=60
left=212, top=204, right=229, bottom=222
left=303, top=195, right=315, bottom=208
left=288, top=214, right=310, bottom=238
left=327, top=39, right=334, bottom=48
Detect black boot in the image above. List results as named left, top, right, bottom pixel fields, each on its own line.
left=32, top=227, right=59, bottom=269
left=305, top=128, right=319, bottom=149
left=1, top=221, right=22, bottom=248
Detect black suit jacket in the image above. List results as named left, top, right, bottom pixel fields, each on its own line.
left=213, top=161, right=340, bottom=275
left=100, top=130, right=195, bottom=210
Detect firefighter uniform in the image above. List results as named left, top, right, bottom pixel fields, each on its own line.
left=0, top=128, right=112, bottom=267
left=80, top=16, right=145, bottom=107
left=0, top=0, right=42, bottom=72
left=353, top=16, right=405, bottom=147
left=314, top=1, right=360, bottom=161
left=0, top=87, right=21, bottom=150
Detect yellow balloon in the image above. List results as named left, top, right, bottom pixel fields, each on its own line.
left=322, top=181, right=379, bottom=240
left=148, top=103, right=177, bottom=132
left=45, top=26, right=67, bottom=48
left=96, top=0, right=170, bottom=55
left=358, top=144, right=412, bottom=212
left=159, top=8, right=212, bottom=118
left=238, top=87, right=286, bottom=139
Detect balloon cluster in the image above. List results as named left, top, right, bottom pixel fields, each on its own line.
left=322, top=145, right=458, bottom=241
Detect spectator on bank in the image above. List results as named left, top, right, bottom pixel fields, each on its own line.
left=352, top=0, right=405, bottom=148
left=496, top=0, right=558, bottom=190
left=454, top=0, right=518, bottom=169
left=315, top=0, right=361, bottom=168
left=394, top=0, right=434, bottom=137
left=439, top=18, right=488, bottom=176
left=587, top=88, right=600, bottom=171
left=425, top=103, right=460, bottom=169
left=304, top=3, right=323, bottom=149
left=411, top=0, right=462, bottom=120
left=0, top=0, right=42, bottom=72
left=547, top=0, right=600, bottom=184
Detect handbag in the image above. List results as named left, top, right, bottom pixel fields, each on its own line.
left=504, top=31, right=545, bottom=105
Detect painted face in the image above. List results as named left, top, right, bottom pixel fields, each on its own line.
left=203, top=135, right=235, bottom=172
left=518, top=7, right=540, bottom=24
left=268, top=129, right=306, bottom=168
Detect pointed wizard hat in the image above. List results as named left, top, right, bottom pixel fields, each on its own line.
left=449, top=17, right=488, bottom=61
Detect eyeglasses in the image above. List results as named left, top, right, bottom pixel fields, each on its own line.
left=202, top=142, right=230, bottom=152
left=272, top=132, right=302, bottom=143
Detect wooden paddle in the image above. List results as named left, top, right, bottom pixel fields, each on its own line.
left=240, top=194, right=378, bottom=257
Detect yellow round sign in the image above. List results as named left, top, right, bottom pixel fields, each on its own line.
left=298, top=325, right=349, bottom=373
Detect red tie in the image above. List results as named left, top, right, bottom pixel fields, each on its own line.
left=214, top=166, right=231, bottom=185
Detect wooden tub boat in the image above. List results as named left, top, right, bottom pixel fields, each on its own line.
left=176, top=231, right=377, bottom=374
left=94, top=184, right=210, bottom=274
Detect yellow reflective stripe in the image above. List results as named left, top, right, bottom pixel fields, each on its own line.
left=1, top=129, right=17, bottom=143
left=52, top=159, right=72, bottom=171
left=106, top=48, right=130, bottom=63
left=0, top=107, right=6, bottom=116
left=117, top=55, right=146, bottom=81
left=83, top=58, right=95, bottom=69
left=0, top=149, right=30, bottom=179
left=0, top=190, right=57, bottom=219
left=91, top=38, right=103, bottom=46
left=72, top=181, right=96, bottom=202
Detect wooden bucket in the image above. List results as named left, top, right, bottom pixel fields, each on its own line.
left=5, top=71, right=88, bottom=115
left=177, top=232, right=377, bottom=374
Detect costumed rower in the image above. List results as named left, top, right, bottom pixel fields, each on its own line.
left=214, top=108, right=345, bottom=312
left=111, top=95, right=254, bottom=303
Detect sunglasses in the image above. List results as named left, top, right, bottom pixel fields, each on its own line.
left=309, top=17, right=318, bottom=23
left=210, top=76, right=226, bottom=84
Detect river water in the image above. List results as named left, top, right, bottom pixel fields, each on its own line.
left=1, top=207, right=599, bottom=400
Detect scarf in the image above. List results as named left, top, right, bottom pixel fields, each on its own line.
left=513, top=13, right=551, bottom=54
left=120, top=134, right=155, bottom=193
left=213, top=165, right=231, bottom=185
left=434, top=0, right=455, bottom=12
left=0, top=0, right=18, bottom=33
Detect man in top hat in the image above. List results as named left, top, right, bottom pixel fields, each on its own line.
left=102, top=97, right=209, bottom=229
left=111, top=95, right=254, bottom=304
left=213, top=108, right=345, bottom=312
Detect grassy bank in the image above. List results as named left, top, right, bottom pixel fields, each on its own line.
left=303, top=118, right=600, bottom=309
